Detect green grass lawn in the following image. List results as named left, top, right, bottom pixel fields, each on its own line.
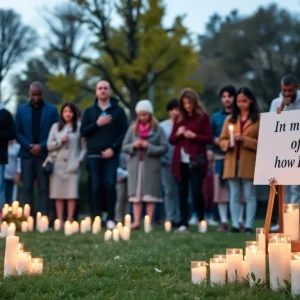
left=0, top=224, right=298, bottom=300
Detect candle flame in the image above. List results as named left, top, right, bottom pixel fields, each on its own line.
left=229, top=125, right=234, bottom=131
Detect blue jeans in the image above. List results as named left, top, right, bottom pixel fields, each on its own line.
left=0, top=165, right=5, bottom=208
left=4, top=179, right=14, bottom=205
left=87, top=157, right=118, bottom=220
left=161, top=165, right=180, bottom=222
left=228, top=178, right=256, bottom=229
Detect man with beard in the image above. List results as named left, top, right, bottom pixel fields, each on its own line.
left=211, top=86, right=236, bottom=231
left=270, top=74, right=300, bottom=232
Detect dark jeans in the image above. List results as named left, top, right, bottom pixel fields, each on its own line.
left=87, top=157, right=118, bottom=220
left=179, top=163, right=205, bottom=227
left=4, top=179, right=14, bottom=205
left=21, top=157, right=49, bottom=215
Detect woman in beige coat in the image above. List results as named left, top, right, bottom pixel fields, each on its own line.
left=47, top=102, right=86, bottom=223
left=220, top=87, right=260, bottom=234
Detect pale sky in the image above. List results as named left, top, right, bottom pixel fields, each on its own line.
left=1, top=0, right=299, bottom=109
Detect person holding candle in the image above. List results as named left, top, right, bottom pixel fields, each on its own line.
left=122, top=100, right=168, bottom=230
left=47, top=103, right=86, bottom=224
left=170, top=88, right=212, bottom=233
left=220, top=87, right=260, bottom=233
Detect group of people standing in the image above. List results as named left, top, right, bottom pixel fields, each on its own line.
left=0, top=74, right=299, bottom=233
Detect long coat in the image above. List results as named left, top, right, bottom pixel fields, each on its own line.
left=47, top=122, right=86, bottom=199
left=122, top=124, right=168, bottom=200
left=220, top=115, right=260, bottom=180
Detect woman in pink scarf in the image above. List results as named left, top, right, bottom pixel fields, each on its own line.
left=122, top=100, right=168, bottom=230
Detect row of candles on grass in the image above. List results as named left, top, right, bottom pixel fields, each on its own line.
left=191, top=228, right=300, bottom=296
left=2, top=202, right=31, bottom=219
left=4, top=237, right=43, bottom=278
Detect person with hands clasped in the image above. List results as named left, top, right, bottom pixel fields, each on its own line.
left=220, top=87, right=260, bottom=234
left=170, top=88, right=212, bottom=233
left=80, top=80, right=127, bottom=229
left=122, top=100, right=168, bottom=230
left=47, top=103, right=86, bottom=223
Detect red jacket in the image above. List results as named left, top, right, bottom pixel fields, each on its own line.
left=169, top=113, right=212, bottom=181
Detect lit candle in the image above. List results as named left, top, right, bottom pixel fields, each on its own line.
left=125, top=214, right=131, bottom=227
left=122, top=226, right=130, bottom=241
left=191, top=261, right=207, bottom=284
left=94, top=216, right=101, bottom=232
left=23, top=204, right=30, bottom=217
left=64, top=221, right=72, bottom=236
left=291, top=253, right=300, bottom=296
left=113, top=228, right=119, bottom=241
left=17, top=207, right=23, bottom=218
left=116, top=222, right=123, bottom=231
left=198, top=220, right=207, bottom=233
left=229, top=125, right=234, bottom=147
left=7, top=223, right=16, bottom=236
left=144, top=215, right=152, bottom=233
left=21, top=221, right=28, bottom=233
left=283, top=204, right=299, bottom=240
left=248, top=251, right=266, bottom=287
left=17, top=252, right=31, bottom=275
left=164, top=221, right=172, bottom=232
left=18, top=243, right=24, bottom=252
left=2, top=206, right=8, bottom=218
left=40, top=216, right=49, bottom=233
left=210, top=258, right=226, bottom=286
left=245, top=241, right=257, bottom=260
left=242, top=259, right=249, bottom=280
left=4, top=235, right=19, bottom=277
left=256, top=228, right=266, bottom=254
left=54, top=219, right=61, bottom=231
left=12, top=201, right=19, bottom=215
left=92, top=221, right=100, bottom=234
left=104, top=230, right=112, bottom=241
left=1, top=222, right=8, bottom=238
left=27, top=216, right=34, bottom=232
left=268, top=234, right=290, bottom=291
left=36, top=212, right=41, bottom=231
left=30, top=258, right=43, bottom=274
left=72, top=221, right=79, bottom=233
left=80, top=220, right=87, bottom=233
left=226, top=249, right=243, bottom=283
left=85, top=217, right=92, bottom=231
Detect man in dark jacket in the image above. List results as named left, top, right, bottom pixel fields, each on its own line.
left=15, top=82, right=59, bottom=215
left=81, top=80, right=128, bottom=229
left=0, top=101, right=15, bottom=207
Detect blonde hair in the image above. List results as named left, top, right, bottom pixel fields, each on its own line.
left=132, top=113, right=159, bottom=136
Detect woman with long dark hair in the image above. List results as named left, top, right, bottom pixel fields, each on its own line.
left=170, top=88, right=212, bottom=233
left=47, top=102, right=86, bottom=223
left=220, top=87, right=260, bottom=233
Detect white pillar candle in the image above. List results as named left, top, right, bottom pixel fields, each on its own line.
left=191, top=261, right=207, bottom=284
left=40, top=216, right=49, bottom=233
left=64, top=221, right=72, bottom=236
left=2, top=207, right=8, bottom=218
left=113, top=228, right=119, bottom=241
left=210, top=258, right=226, bottom=286
left=199, top=220, right=207, bottom=233
left=226, top=249, right=243, bottom=283
left=85, top=217, right=91, bottom=231
left=54, top=219, right=61, bottom=231
left=12, top=201, right=19, bottom=216
left=36, top=212, right=41, bottom=231
left=122, top=226, right=130, bottom=241
left=245, top=241, right=257, bottom=260
left=94, top=216, right=101, bottom=231
left=17, top=252, right=31, bottom=275
left=72, top=221, right=79, bottom=233
left=104, top=230, right=112, bottom=241
left=291, top=253, right=300, bottom=296
left=248, top=252, right=266, bottom=286
left=80, top=220, right=87, bottom=233
left=27, top=217, right=34, bottom=232
left=242, top=260, right=249, bottom=280
left=23, top=204, right=30, bottom=218
left=144, top=215, right=152, bottom=233
left=1, top=222, right=8, bottom=238
left=30, top=258, right=43, bottom=274
left=21, top=221, right=28, bottom=233
left=256, top=228, right=266, bottom=255
left=18, top=243, right=24, bottom=252
left=116, top=222, right=123, bottom=231
left=164, top=221, right=172, bottom=232
left=16, top=207, right=23, bottom=218
left=4, top=235, right=19, bottom=277
left=268, top=234, right=291, bottom=291
left=124, top=214, right=131, bottom=227
left=283, top=204, right=299, bottom=240
left=92, top=222, right=100, bottom=234
left=229, top=125, right=235, bottom=147
left=7, top=224, right=16, bottom=236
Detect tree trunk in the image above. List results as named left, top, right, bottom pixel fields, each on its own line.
left=129, top=86, right=141, bottom=121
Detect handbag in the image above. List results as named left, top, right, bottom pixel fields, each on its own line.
left=189, top=153, right=206, bottom=170
left=43, top=161, right=53, bottom=175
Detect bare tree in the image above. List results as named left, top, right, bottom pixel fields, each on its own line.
left=44, top=3, right=88, bottom=76
left=0, top=9, right=37, bottom=100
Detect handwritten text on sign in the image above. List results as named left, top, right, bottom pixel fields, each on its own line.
left=254, top=110, right=300, bottom=185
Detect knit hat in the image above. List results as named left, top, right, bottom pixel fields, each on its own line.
left=135, top=100, right=153, bottom=114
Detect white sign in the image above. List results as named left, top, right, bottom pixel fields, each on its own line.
left=254, top=110, right=300, bottom=185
